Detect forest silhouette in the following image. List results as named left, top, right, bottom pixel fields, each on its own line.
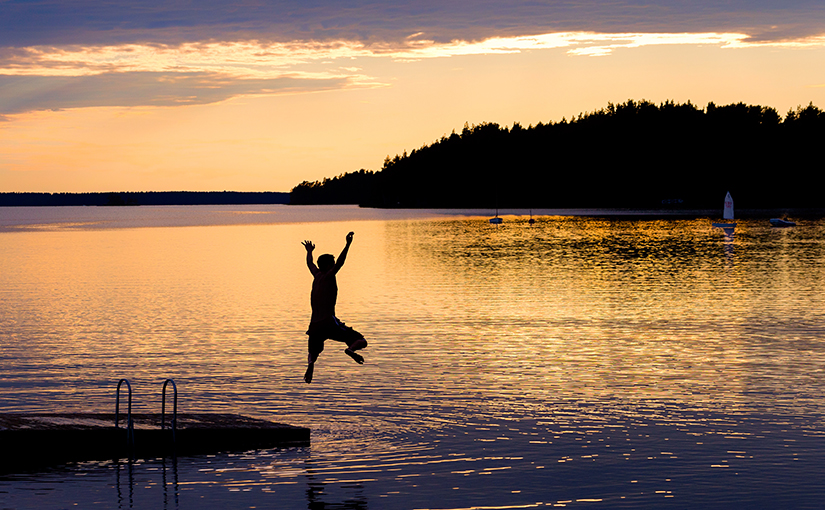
left=290, top=100, right=825, bottom=210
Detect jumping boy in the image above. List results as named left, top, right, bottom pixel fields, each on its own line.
left=301, top=232, right=368, bottom=384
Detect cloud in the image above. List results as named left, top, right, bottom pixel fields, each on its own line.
left=4, top=29, right=825, bottom=116
left=3, top=0, right=825, bottom=47
left=0, top=72, right=350, bottom=115
left=0, top=41, right=382, bottom=77
left=2, top=30, right=816, bottom=79
left=3, top=1, right=825, bottom=116
left=0, top=39, right=388, bottom=114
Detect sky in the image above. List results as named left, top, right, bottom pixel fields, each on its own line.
left=2, top=0, right=825, bottom=193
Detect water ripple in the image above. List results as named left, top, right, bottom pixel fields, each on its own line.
left=2, top=210, right=824, bottom=508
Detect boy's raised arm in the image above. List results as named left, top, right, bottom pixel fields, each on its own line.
left=334, top=232, right=354, bottom=272
left=302, top=240, right=319, bottom=275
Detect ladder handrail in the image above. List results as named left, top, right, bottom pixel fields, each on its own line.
left=161, top=379, right=177, bottom=441
left=115, top=378, right=132, bottom=429
left=115, top=378, right=135, bottom=449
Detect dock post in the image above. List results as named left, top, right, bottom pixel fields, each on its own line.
left=115, top=379, right=135, bottom=454
left=161, top=379, right=177, bottom=447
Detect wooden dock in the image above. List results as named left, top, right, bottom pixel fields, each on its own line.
left=0, top=413, right=310, bottom=473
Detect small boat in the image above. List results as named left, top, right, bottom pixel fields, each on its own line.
left=770, top=218, right=796, bottom=227
left=528, top=209, right=535, bottom=225
left=712, top=192, right=737, bottom=228
left=489, top=204, right=503, bottom=224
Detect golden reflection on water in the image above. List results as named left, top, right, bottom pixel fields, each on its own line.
left=2, top=215, right=825, bottom=422
left=377, top=217, right=825, bottom=416
left=2, top=211, right=825, bottom=508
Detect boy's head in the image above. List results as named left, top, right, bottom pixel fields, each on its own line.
left=317, top=254, right=335, bottom=271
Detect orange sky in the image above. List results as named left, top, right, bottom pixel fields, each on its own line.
left=2, top=3, right=825, bottom=192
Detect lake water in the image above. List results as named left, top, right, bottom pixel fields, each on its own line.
left=1, top=205, right=824, bottom=509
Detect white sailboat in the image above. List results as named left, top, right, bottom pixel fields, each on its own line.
left=712, top=191, right=736, bottom=228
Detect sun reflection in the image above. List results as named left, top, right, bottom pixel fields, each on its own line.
left=378, top=216, right=825, bottom=415
left=3, top=210, right=825, bottom=507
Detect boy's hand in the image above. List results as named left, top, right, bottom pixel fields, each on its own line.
left=302, top=240, right=315, bottom=252
left=346, top=232, right=354, bottom=244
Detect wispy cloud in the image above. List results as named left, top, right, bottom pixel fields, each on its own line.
left=0, top=72, right=357, bottom=115
left=0, top=42, right=380, bottom=78
left=3, top=0, right=825, bottom=47
left=3, top=0, right=825, bottom=116
left=6, top=30, right=824, bottom=78
left=4, top=29, right=825, bottom=115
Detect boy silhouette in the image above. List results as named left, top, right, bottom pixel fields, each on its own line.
left=301, top=232, right=368, bottom=383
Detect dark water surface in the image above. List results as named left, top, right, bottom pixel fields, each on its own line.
left=2, top=206, right=824, bottom=509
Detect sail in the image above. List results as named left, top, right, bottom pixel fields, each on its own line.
left=723, top=192, right=734, bottom=220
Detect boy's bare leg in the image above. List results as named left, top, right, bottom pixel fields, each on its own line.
left=344, top=338, right=367, bottom=364
left=304, top=353, right=317, bottom=384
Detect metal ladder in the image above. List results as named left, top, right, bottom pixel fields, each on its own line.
left=114, top=378, right=178, bottom=451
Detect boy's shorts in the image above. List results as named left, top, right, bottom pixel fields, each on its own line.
left=306, top=317, right=364, bottom=355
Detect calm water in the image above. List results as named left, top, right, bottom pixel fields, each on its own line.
left=1, top=205, right=824, bottom=509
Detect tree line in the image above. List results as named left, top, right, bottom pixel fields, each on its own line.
left=290, top=100, right=825, bottom=210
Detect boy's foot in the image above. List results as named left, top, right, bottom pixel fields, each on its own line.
left=304, top=363, right=314, bottom=384
left=345, top=348, right=364, bottom=364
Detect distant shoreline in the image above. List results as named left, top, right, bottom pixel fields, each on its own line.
left=0, top=191, right=289, bottom=207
